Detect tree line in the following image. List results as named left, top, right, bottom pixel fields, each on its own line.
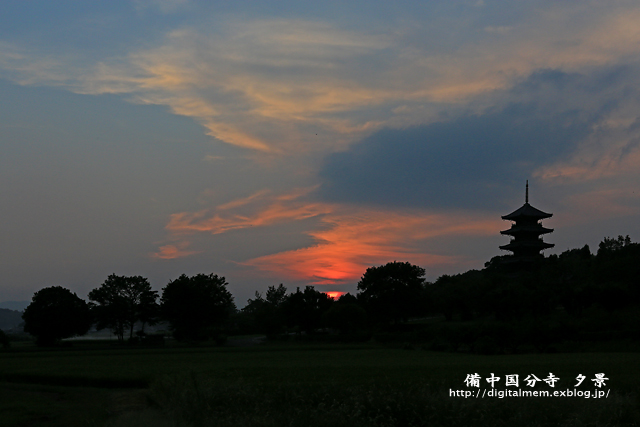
left=237, top=261, right=426, bottom=338
left=234, top=235, right=640, bottom=353
left=17, top=235, right=640, bottom=352
left=22, top=273, right=234, bottom=346
left=414, top=235, right=640, bottom=353
left=20, top=260, right=428, bottom=347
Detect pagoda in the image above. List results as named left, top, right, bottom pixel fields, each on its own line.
left=500, top=181, right=554, bottom=260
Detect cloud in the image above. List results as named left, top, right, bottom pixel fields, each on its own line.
left=319, top=65, right=640, bottom=211
left=154, top=186, right=500, bottom=285
left=535, top=146, right=640, bottom=183
left=3, top=3, right=640, bottom=155
left=152, top=241, right=199, bottom=259
left=74, top=22, right=397, bottom=153
left=163, top=187, right=330, bottom=235
left=0, top=42, right=76, bottom=87
left=4, top=1, right=640, bottom=296
left=242, top=208, right=499, bottom=285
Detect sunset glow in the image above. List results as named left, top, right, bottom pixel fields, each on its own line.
left=325, top=291, right=345, bottom=300
left=1, top=1, right=640, bottom=305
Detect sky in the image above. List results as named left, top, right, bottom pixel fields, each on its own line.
left=1, top=0, right=640, bottom=307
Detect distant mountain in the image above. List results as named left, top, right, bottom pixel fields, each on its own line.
left=0, top=308, right=23, bottom=331
left=0, top=301, right=29, bottom=311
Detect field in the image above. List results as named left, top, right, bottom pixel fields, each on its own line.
left=1, top=340, right=639, bottom=426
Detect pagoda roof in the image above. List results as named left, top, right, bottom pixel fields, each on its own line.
left=499, top=240, right=555, bottom=251
left=501, top=202, right=552, bottom=221
left=500, top=224, right=554, bottom=236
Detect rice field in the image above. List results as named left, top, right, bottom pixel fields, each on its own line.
left=1, top=341, right=638, bottom=426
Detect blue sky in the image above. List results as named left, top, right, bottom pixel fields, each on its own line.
left=1, top=0, right=640, bottom=305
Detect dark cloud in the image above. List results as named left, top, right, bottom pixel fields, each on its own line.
left=319, top=68, right=633, bottom=211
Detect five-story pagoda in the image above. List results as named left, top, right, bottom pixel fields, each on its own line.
left=500, top=181, right=554, bottom=260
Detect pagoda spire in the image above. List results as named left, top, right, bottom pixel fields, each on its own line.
left=525, top=180, right=528, bottom=204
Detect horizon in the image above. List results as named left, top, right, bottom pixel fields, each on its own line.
left=1, top=1, right=639, bottom=306
left=1, top=229, right=627, bottom=311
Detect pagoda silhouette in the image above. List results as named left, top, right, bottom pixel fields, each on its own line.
left=500, top=181, right=554, bottom=260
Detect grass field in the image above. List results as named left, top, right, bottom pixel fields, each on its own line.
left=1, top=340, right=639, bottom=426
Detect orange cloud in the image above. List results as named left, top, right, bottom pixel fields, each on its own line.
left=151, top=241, right=199, bottom=259
left=154, top=188, right=499, bottom=285
left=242, top=209, right=499, bottom=285
left=153, top=188, right=331, bottom=257
left=165, top=190, right=331, bottom=235
left=5, top=6, right=640, bottom=155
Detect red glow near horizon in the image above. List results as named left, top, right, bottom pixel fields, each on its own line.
left=242, top=209, right=497, bottom=285
left=325, top=291, right=345, bottom=299
left=161, top=193, right=502, bottom=285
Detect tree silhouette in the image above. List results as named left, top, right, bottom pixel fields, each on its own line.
left=88, top=274, right=159, bottom=341
left=323, top=294, right=366, bottom=333
left=22, top=286, right=91, bottom=346
left=282, top=286, right=333, bottom=334
left=161, top=273, right=235, bottom=342
left=243, top=284, right=288, bottom=336
left=597, top=235, right=631, bottom=256
left=357, top=261, right=426, bottom=325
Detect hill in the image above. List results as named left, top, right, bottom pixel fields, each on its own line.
left=0, top=308, right=23, bottom=331
left=0, top=300, right=29, bottom=311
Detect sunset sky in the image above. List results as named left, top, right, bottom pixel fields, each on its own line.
left=2, top=0, right=640, bottom=306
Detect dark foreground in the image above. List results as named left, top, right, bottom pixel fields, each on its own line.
left=1, top=340, right=638, bottom=426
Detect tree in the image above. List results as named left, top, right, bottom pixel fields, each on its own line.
left=22, top=286, right=91, bottom=346
left=243, top=284, right=288, bottom=336
left=323, top=294, right=366, bottom=333
left=88, top=274, right=159, bottom=341
left=282, top=286, right=333, bottom=334
left=357, top=261, right=426, bottom=325
left=598, top=235, right=631, bottom=256
left=161, top=273, right=236, bottom=342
